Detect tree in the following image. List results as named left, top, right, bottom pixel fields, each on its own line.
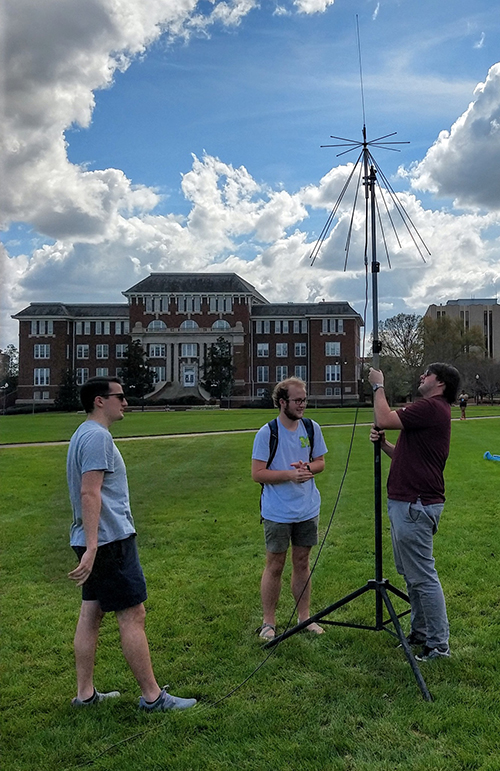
left=422, top=316, right=484, bottom=364
left=0, top=344, right=19, bottom=394
left=202, top=337, right=235, bottom=400
left=120, top=341, right=156, bottom=400
left=55, top=369, right=80, bottom=411
left=378, top=314, right=424, bottom=369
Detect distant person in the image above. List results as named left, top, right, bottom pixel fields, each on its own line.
left=458, top=390, right=469, bottom=420
left=67, top=376, right=196, bottom=712
left=369, top=363, right=460, bottom=661
left=251, top=377, right=328, bottom=641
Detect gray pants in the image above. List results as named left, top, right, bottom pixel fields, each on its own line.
left=387, top=498, right=449, bottom=649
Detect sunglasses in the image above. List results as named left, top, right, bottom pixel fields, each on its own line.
left=103, top=392, right=127, bottom=401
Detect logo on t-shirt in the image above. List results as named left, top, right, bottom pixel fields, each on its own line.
left=300, top=435, right=310, bottom=448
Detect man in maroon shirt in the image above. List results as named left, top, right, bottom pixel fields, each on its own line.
left=369, top=362, right=460, bottom=661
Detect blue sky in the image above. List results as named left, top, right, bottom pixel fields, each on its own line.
left=2, top=0, right=500, bottom=347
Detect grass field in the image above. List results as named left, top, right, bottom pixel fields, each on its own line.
left=1, top=410, right=500, bottom=770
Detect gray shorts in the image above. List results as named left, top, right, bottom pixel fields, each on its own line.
left=263, top=516, right=319, bottom=553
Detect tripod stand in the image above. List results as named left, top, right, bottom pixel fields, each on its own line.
left=265, top=142, right=432, bottom=702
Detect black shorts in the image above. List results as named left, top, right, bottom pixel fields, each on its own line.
left=73, top=534, right=148, bottom=613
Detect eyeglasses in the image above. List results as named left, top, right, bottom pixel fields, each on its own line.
left=103, top=393, right=127, bottom=402
left=286, top=398, right=307, bottom=406
left=422, top=370, right=433, bottom=378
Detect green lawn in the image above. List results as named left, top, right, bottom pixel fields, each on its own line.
left=1, top=403, right=499, bottom=444
left=1, top=413, right=499, bottom=770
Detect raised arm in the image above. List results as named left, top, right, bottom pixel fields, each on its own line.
left=368, top=368, right=404, bottom=431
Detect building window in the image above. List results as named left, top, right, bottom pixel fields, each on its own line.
left=273, top=320, right=289, bottom=334
left=151, top=366, right=166, bottom=382
left=75, top=321, right=82, bottom=335
left=149, top=344, right=166, bottom=358
left=276, top=343, right=288, bottom=357
left=293, top=319, right=307, bottom=334
left=295, top=366, right=307, bottom=380
left=147, top=320, right=167, bottom=331
left=115, top=320, right=130, bottom=335
left=257, top=343, right=269, bottom=357
left=256, top=388, right=267, bottom=398
left=84, top=321, right=91, bottom=335
left=209, top=296, right=232, bottom=313
left=325, top=342, right=341, bottom=356
left=295, top=343, right=307, bottom=357
left=181, top=343, right=198, bottom=357
left=96, top=368, right=109, bottom=377
left=96, top=344, right=109, bottom=359
left=255, top=320, right=271, bottom=334
left=95, top=321, right=102, bottom=335
left=34, top=368, right=50, bottom=386
left=103, top=321, right=110, bottom=335
left=183, top=367, right=196, bottom=387
left=325, top=387, right=333, bottom=396
left=77, top=345, right=89, bottom=359
left=322, top=318, right=344, bottom=333
left=30, top=320, right=54, bottom=335
left=212, top=319, right=231, bottom=330
left=116, top=344, right=128, bottom=359
left=257, top=366, right=269, bottom=383
left=276, top=366, right=288, bottom=381
left=34, top=344, right=50, bottom=359
left=334, top=387, right=342, bottom=396
left=325, top=364, right=341, bottom=382
left=177, top=295, right=201, bottom=313
left=76, top=368, right=89, bottom=385
left=146, top=297, right=162, bottom=313
left=180, top=319, right=199, bottom=329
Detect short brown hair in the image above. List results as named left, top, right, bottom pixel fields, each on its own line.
left=272, top=377, right=306, bottom=408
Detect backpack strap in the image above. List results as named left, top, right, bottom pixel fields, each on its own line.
left=301, top=417, right=315, bottom=462
left=266, top=418, right=279, bottom=468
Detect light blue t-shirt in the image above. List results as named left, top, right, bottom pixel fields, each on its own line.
left=252, top=418, right=328, bottom=523
left=67, top=420, right=136, bottom=547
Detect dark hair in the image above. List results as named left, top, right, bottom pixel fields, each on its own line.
left=272, top=376, right=306, bottom=408
left=80, top=376, right=123, bottom=413
left=427, top=363, right=460, bottom=404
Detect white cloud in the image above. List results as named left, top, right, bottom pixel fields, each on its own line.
left=410, top=63, right=500, bottom=211
left=294, top=0, right=334, bottom=14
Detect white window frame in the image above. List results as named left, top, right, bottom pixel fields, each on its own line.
left=96, top=368, right=109, bottom=377
left=257, top=366, right=269, bottom=383
left=96, top=344, right=109, bottom=359
left=181, top=343, right=198, bottom=358
left=76, top=368, right=89, bottom=386
left=276, top=343, right=288, bottom=357
left=149, top=344, right=166, bottom=358
left=325, top=342, right=341, bottom=357
left=295, top=343, right=307, bottom=357
left=34, top=368, right=50, bottom=386
left=295, top=365, right=307, bottom=380
left=325, top=364, right=341, bottom=382
left=116, top=344, right=128, bottom=359
left=276, top=366, right=288, bottom=381
left=257, top=343, right=269, bottom=358
left=77, top=344, right=89, bottom=360
left=34, top=344, right=50, bottom=359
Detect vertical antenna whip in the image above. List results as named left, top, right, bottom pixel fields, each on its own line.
left=356, top=15, right=366, bottom=129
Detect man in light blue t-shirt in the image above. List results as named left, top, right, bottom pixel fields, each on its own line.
left=252, top=377, right=328, bottom=641
left=67, top=376, right=196, bottom=712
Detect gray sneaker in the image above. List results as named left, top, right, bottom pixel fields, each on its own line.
left=139, top=687, right=197, bottom=712
left=71, top=688, right=120, bottom=707
left=415, top=645, right=451, bottom=662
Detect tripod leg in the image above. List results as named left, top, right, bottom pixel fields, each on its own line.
left=380, top=586, right=432, bottom=702
left=264, top=583, right=372, bottom=648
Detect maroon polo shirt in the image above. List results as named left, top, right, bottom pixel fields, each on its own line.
left=387, top=395, right=451, bottom=505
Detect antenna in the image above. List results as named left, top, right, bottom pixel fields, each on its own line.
left=266, top=21, right=433, bottom=703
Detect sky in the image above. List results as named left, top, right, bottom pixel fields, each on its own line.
left=1, top=0, right=500, bottom=349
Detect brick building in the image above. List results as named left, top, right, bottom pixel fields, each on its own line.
left=13, top=273, right=363, bottom=405
left=425, top=299, right=500, bottom=360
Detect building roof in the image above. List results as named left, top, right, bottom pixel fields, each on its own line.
left=122, top=272, right=268, bottom=303
left=12, top=303, right=129, bottom=319
left=445, top=299, right=498, bottom=306
left=251, top=302, right=363, bottom=321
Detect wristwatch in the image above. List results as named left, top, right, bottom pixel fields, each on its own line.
left=372, top=383, right=385, bottom=391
